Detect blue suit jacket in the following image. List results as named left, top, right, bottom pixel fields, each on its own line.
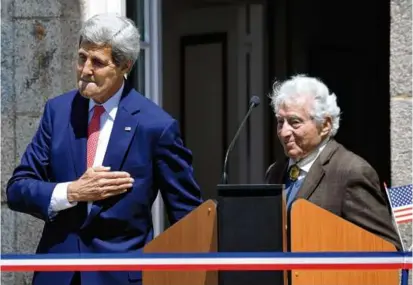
left=6, top=83, right=203, bottom=285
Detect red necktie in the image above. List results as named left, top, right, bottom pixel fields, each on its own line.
left=87, top=105, right=105, bottom=168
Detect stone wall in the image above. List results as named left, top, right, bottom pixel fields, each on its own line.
left=1, top=0, right=83, bottom=283
left=390, top=0, right=412, bottom=284
left=390, top=0, right=413, bottom=255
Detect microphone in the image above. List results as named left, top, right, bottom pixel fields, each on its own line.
left=221, top=96, right=261, bottom=184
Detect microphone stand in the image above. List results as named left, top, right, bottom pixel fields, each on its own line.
left=221, top=96, right=260, bottom=184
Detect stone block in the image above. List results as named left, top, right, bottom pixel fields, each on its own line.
left=1, top=172, right=12, bottom=203
left=61, top=19, right=82, bottom=58
left=1, top=206, right=17, bottom=285
left=15, top=211, right=44, bottom=253
left=1, top=0, right=14, bottom=20
left=14, top=211, right=43, bottom=285
left=1, top=140, right=15, bottom=202
left=1, top=114, right=16, bottom=202
left=391, top=98, right=412, bottom=186
left=14, top=19, right=64, bottom=114
left=1, top=114, right=15, bottom=158
left=61, top=0, right=83, bottom=19
left=13, top=0, right=61, bottom=18
left=59, top=19, right=82, bottom=93
left=398, top=223, right=412, bottom=250
left=1, top=135, right=15, bottom=173
left=61, top=54, right=78, bottom=93
left=14, top=272, right=33, bottom=285
left=390, top=0, right=412, bottom=96
left=1, top=114, right=15, bottom=140
left=1, top=19, right=15, bottom=115
left=14, top=211, right=43, bottom=284
left=1, top=272, right=15, bottom=285
left=1, top=206, right=16, bottom=253
left=15, top=115, right=41, bottom=162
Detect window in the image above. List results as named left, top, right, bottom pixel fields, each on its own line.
left=127, top=0, right=146, bottom=94
left=126, top=0, right=162, bottom=105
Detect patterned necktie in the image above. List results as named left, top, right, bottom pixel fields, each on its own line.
left=289, top=164, right=300, bottom=182
left=87, top=105, right=105, bottom=168
left=285, top=164, right=303, bottom=209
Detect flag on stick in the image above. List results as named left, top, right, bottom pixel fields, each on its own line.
left=384, top=184, right=413, bottom=224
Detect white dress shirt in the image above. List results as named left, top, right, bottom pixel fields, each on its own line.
left=287, top=139, right=329, bottom=182
left=49, top=83, right=124, bottom=215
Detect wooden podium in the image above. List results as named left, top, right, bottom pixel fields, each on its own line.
left=142, top=186, right=399, bottom=285
left=290, top=199, right=399, bottom=285
left=143, top=199, right=218, bottom=285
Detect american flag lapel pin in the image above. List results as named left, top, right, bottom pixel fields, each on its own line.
left=125, top=126, right=132, bottom=132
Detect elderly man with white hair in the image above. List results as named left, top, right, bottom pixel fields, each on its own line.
left=265, top=75, right=401, bottom=250
left=7, top=14, right=202, bottom=285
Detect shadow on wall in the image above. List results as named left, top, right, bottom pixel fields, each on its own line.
left=1, top=1, right=82, bottom=284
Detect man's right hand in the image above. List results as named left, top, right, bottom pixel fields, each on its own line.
left=67, top=166, right=134, bottom=203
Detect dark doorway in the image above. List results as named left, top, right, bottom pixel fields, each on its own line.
left=268, top=0, right=391, bottom=184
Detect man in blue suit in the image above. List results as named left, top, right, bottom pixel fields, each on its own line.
left=6, top=14, right=202, bottom=285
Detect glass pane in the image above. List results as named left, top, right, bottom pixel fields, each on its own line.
left=127, top=0, right=146, bottom=95
left=126, top=0, right=145, bottom=41
left=134, top=49, right=145, bottom=95
left=128, top=49, right=145, bottom=95
left=137, top=0, right=145, bottom=41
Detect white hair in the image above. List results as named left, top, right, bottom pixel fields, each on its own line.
left=79, top=14, right=140, bottom=69
left=270, top=74, right=341, bottom=137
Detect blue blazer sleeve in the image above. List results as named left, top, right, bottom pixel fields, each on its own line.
left=154, top=120, right=203, bottom=224
left=6, top=101, right=57, bottom=221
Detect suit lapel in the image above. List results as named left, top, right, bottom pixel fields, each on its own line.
left=296, top=139, right=340, bottom=200
left=295, top=159, right=325, bottom=200
left=69, top=93, right=89, bottom=178
left=101, top=85, right=141, bottom=170
left=82, top=85, right=141, bottom=227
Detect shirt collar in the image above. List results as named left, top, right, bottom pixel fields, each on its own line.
left=88, top=82, right=124, bottom=120
left=288, top=138, right=329, bottom=173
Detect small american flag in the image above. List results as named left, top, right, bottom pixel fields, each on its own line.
left=385, top=184, right=413, bottom=224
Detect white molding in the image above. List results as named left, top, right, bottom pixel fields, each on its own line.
left=82, top=0, right=126, bottom=21
left=107, top=0, right=126, bottom=16
left=147, top=0, right=164, bottom=237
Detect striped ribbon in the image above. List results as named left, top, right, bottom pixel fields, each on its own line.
left=1, top=252, right=412, bottom=272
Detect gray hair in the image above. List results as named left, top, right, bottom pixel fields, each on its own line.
left=79, top=14, right=140, bottom=69
left=270, top=75, right=341, bottom=137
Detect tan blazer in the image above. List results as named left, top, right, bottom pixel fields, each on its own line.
left=265, top=139, right=402, bottom=250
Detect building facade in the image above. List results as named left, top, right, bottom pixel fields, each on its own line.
left=1, top=0, right=411, bottom=284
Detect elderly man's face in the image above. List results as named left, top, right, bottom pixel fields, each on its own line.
left=276, top=97, right=331, bottom=160
left=77, top=42, right=128, bottom=104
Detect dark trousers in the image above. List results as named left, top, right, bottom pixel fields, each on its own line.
left=70, top=272, right=81, bottom=285
left=69, top=271, right=143, bottom=285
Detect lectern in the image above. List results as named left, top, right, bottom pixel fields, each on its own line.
left=290, top=199, right=399, bottom=285
left=142, top=184, right=399, bottom=285
left=217, top=184, right=286, bottom=285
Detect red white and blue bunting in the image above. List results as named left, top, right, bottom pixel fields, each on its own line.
left=1, top=252, right=411, bottom=272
